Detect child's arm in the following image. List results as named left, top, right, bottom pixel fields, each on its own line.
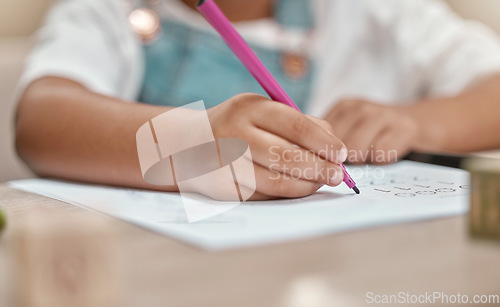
left=323, top=0, right=500, bottom=164
left=324, top=74, right=500, bottom=164
left=16, top=77, right=347, bottom=200
left=16, top=77, right=172, bottom=191
left=409, top=74, right=500, bottom=152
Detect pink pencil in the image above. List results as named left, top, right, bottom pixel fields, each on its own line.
left=198, top=0, right=359, bottom=194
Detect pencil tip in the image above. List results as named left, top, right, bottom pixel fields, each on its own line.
left=353, top=186, right=360, bottom=194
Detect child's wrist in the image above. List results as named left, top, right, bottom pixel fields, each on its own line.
left=404, top=104, right=447, bottom=152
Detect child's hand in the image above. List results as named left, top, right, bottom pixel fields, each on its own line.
left=207, top=93, right=347, bottom=200
left=324, top=99, right=419, bottom=164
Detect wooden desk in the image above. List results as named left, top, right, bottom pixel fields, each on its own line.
left=1, top=184, right=500, bottom=307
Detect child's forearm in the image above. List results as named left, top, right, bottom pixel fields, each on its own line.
left=16, top=77, right=350, bottom=200
left=15, top=77, right=177, bottom=191
left=409, top=74, right=500, bottom=153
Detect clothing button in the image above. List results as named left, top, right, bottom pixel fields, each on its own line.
left=281, top=52, right=310, bottom=80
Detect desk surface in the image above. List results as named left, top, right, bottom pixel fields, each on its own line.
left=1, top=184, right=500, bottom=307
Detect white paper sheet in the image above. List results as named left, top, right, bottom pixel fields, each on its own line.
left=9, top=161, right=470, bottom=250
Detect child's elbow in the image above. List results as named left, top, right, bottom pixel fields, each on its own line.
left=14, top=93, right=46, bottom=177
left=15, top=109, right=35, bottom=175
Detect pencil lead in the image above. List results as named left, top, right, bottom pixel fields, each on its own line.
left=353, top=186, right=360, bottom=194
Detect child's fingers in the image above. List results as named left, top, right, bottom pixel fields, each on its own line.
left=247, top=191, right=279, bottom=201
left=342, top=117, right=390, bottom=163
left=324, top=100, right=363, bottom=140
left=251, top=103, right=347, bottom=164
left=328, top=112, right=362, bottom=143
left=304, top=115, right=335, bottom=136
left=373, top=127, right=413, bottom=165
left=249, top=162, right=323, bottom=199
left=246, top=127, right=344, bottom=187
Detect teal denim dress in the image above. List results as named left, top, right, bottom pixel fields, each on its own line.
left=138, top=0, right=316, bottom=112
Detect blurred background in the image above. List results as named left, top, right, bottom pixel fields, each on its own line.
left=1, top=0, right=500, bottom=182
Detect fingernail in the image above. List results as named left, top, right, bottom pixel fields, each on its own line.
left=337, top=146, right=348, bottom=163
left=330, top=170, right=344, bottom=186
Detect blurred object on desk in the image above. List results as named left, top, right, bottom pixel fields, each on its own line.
left=472, top=149, right=500, bottom=160
left=8, top=207, right=122, bottom=307
left=0, top=208, right=5, bottom=234
left=464, top=157, right=500, bottom=240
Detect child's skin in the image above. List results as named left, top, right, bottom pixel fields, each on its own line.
left=15, top=0, right=500, bottom=200
left=16, top=78, right=346, bottom=201
left=325, top=74, right=500, bottom=164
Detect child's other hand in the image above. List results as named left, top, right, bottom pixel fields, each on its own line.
left=324, top=99, right=419, bottom=165
left=207, top=93, right=347, bottom=200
